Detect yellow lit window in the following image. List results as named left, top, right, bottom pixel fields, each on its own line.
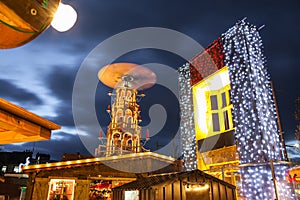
left=206, top=85, right=233, bottom=133
left=47, top=179, right=75, bottom=200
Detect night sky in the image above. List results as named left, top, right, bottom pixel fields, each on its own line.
left=1, top=0, right=299, bottom=161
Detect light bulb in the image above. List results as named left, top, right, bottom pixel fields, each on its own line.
left=51, top=3, right=77, bottom=32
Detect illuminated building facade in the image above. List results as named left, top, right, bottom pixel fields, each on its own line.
left=179, top=20, right=294, bottom=199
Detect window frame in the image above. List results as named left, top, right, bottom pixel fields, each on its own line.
left=206, top=85, right=233, bottom=134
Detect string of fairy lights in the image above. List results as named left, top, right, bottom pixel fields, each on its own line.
left=179, top=19, right=295, bottom=199
left=222, top=20, right=283, bottom=163
left=178, top=63, right=198, bottom=171
left=222, top=20, right=293, bottom=199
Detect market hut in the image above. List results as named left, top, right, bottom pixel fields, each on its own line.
left=112, top=169, right=236, bottom=200
left=22, top=152, right=182, bottom=200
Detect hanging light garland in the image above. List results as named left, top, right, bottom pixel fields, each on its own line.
left=178, top=63, right=198, bottom=171
left=222, top=20, right=283, bottom=164
left=222, top=19, right=293, bottom=199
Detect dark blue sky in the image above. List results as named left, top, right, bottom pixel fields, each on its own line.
left=0, top=0, right=299, bottom=161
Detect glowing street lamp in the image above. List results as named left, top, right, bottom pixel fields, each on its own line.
left=51, top=2, right=77, bottom=32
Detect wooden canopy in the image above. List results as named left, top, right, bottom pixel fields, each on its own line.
left=0, top=0, right=60, bottom=49
left=22, top=152, right=181, bottom=174
left=0, top=98, right=60, bottom=144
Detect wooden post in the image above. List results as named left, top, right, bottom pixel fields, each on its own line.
left=24, top=172, right=36, bottom=200
left=270, top=160, right=280, bottom=200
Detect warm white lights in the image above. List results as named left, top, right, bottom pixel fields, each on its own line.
left=51, top=3, right=77, bottom=32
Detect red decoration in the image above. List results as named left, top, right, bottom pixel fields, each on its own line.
left=189, top=38, right=225, bottom=86
left=146, top=129, right=149, bottom=138
left=107, top=105, right=111, bottom=110
left=99, top=130, right=103, bottom=138
left=90, top=181, right=111, bottom=190
left=288, top=174, right=297, bottom=183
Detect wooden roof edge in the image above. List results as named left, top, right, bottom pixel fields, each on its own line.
left=113, top=169, right=236, bottom=191
left=0, top=98, right=61, bottom=130
left=22, top=152, right=178, bottom=173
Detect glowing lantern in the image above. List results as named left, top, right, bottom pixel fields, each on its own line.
left=51, top=2, right=77, bottom=32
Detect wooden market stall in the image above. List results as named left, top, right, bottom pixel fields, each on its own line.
left=112, top=169, right=236, bottom=200
left=22, top=152, right=183, bottom=200
left=0, top=98, right=60, bottom=144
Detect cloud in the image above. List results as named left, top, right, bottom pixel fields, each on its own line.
left=3, top=131, right=91, bottom=161
left=0, top=79, right=42, bottom=106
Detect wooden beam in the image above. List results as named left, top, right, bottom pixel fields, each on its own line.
left=0, top=110, right=44, bottom=135
left=0, top=128, right=51, bottom=144
left=0, top=98, right=60, bottom=130
left=0, top=98, right=60, bottom=144
left=0, top=0, right=60, bottom=48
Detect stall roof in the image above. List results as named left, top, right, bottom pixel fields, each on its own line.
left=112, top=169, right=236, bottom=191
left=22, top=152, right=179, bottom=173
left=0, top=98, right=60, bottom=144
